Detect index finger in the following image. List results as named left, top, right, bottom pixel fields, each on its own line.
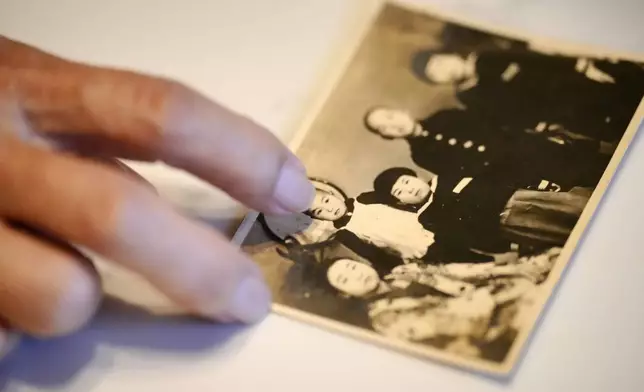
left=2, top=37, right=314, bottom=215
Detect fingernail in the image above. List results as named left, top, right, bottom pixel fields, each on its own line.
left=273, top=157, right=315, bottom=212
left=228, top=277, right=272, bottom=324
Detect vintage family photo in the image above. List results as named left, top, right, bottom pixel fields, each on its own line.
left=237, top=1, right=644, bottom=374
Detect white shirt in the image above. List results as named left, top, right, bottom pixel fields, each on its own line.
left=345, top=201, right=435, bottom=260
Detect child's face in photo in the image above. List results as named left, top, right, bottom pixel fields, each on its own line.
left=391, top=175, right=431, bottom=204
left=326, top=258, right=379, bottom=297
left=309, top=190, right=347, bottom=221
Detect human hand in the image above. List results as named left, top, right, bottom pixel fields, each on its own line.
left=0, top=36, right=314, bottom=357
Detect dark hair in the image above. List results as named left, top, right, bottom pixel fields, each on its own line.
left=374, top=167, right=417, bottom=197
left=371, top=167, right=432, bottom=212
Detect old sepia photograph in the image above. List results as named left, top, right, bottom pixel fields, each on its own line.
left=237, top=1, right=644, bottom=375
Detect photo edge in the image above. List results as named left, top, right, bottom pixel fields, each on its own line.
left=270, top=302, right=512, bottom=377
left=231, top=0, right=644, bottom=376
left=499, top=97, right=644, bottom=367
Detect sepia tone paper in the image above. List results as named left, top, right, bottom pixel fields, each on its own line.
left=234, top=0, right=644, bottom=375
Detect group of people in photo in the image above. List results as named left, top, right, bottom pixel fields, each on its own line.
left=261, top=45, right=644, bottom=360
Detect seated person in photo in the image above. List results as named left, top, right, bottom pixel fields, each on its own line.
left=284, top=255, right=541, bottom=356
left=363, top=106, right=613, bottom=192
left=300, top=178, right=437, bottom=264
left=324, top=257, right=476, bottom=299
left=370, top=167, right=589, bottom=258
left=275, top=253, right=474, bottom=331
left=363, top=107, right=496, bottom=180
left=388, top=247, right=561, bottom=301
left=280, top=248, right=479, bottom=304
left=370, top=248, right=562, bottom=356
left=277, top=248, right=374, bottom=330
left=368, top=279, right=525, bottom=362
left=368, top=286, right=497, bottom=349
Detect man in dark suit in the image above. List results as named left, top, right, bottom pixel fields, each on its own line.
left=410, top=49, right=644, bottom=145
left=364, top=107, right=610, bottom=192
left=364, top=107, right=495, bottom=179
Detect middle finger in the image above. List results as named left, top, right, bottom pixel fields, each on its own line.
left=0, top=134, right=271, bottom=323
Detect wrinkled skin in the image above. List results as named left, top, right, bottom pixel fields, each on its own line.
left=0, top=36, right=315, bottom=359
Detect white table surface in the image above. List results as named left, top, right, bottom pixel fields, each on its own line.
left=1, top=0, right=644, bottom=391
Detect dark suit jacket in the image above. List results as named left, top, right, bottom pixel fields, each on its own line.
left=411, top=108, right=502, bottom=178
left=457, top=51, right=644, bottom=143
left=412, top=108, right=611, bottom=192
left=417, top=174, right=517, bottom=259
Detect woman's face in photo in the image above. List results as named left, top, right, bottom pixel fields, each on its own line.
left=424, top=54, right=468, bottom=84
left=309, top=190, right=347, bottom=221
left=391, top=175, right=431, bottom=205
left=327, top=258, right=379, bottom=297
left=366, top=108, right=417, bottom=138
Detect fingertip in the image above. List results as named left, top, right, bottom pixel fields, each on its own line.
left=190, top=248, right=272, bottom=324
left=220, top=276, right=272, bottom=324
left=267, top=155, right=315, bottom=215
left=114, top=193, right=270, bottom=325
